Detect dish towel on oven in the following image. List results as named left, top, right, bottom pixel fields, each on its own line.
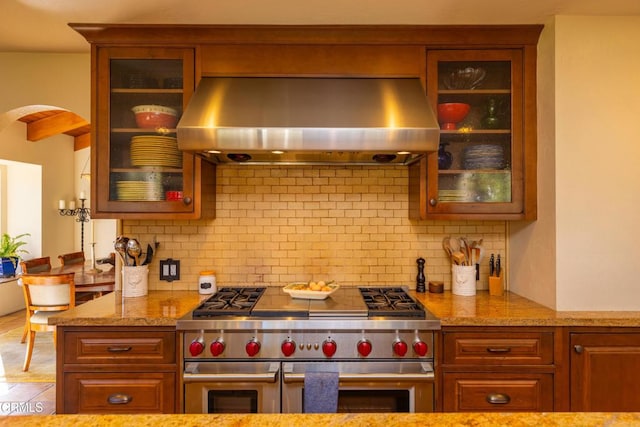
left=303, top=371, right=339, bottom=413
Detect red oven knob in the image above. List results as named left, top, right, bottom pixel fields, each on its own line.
left=189, top=339, right=205, bottom=357
left=413, top=340, right=428, bottom=357
left=210, top=339, right=225, bottom=357
left=322, top=339, right=337, bottom=358
left=281, top=339, right=296, bottom=357
left=393, top=340, right=408, bottom=357
left=246, top=338, right=261, bottom=357
left=357, top=339, right=372, bottom=357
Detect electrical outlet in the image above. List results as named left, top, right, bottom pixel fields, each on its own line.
left=159, top=258, right=180, bottom=282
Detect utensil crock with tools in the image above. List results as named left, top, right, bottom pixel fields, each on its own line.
left=122, top=265, right=149, bottom=297
left=451, top=265, right=476, bottom=296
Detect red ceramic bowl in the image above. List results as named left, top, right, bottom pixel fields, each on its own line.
left=132, top=105, right=178, bottom=129
left=437, top=103, right=471, bottom=130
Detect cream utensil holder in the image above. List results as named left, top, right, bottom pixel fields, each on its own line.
left=451, top=265, right=476, bottom=296
left=122, top=265, right=149, bottom=298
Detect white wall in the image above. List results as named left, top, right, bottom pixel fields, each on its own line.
left=511, top=16, right=640, bottom=310
left=509, top=19, right=558, bottom=309
left=0, top=52, right=102, bottom=264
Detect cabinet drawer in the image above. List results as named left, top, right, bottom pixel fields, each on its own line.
left=64, top=331, right=175, bottom=364
left=63, top=372, right=175, bottom=413
left=443, top=332, right=553, bottom=365
left=443, top=372, right=553, bottom=412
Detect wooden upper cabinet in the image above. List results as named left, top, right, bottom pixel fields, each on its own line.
left=72, top=24, right=540, bottom=220
left=410, top=45, right=538, bottom=220
left=91, top=46, right=215, bottom=219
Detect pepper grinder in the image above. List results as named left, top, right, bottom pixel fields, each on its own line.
left=416, top=257, right=426, bottom=293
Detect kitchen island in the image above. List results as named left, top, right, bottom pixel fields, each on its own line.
left=2, top=412, right=640, bottom=426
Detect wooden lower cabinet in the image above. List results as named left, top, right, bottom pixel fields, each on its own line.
left=570, top=330, right=640, bottom=411
left=439, top=327, right=557, bottom=412
left=56, top=326, right=178, bottom=414
left=443, top=372, right=553, bottom=411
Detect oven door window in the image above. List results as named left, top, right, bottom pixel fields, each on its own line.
left=207, top=390, right=258, bottom=413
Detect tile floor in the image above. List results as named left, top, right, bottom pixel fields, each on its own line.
left=0, top=309, right=56, bottom=416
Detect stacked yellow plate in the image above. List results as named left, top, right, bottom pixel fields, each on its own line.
left=438, top=189, right=473, bottom=202
left=130, top=135, right=182, bottom=168
left=116, top=180, right=164, bottom=201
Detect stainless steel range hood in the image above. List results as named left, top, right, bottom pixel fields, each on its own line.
left=177, top=77, right=440, bottom=165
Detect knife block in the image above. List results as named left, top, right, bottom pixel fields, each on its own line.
left=488, top=273, right=504, bottom=296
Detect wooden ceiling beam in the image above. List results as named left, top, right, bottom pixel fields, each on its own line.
left=26, top=111, right=89, bottom=142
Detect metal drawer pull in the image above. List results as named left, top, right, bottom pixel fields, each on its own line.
left=486, top=347, right=511, bottom=353
left=107, top=346, right=133, bottom=352
left=574, top=345, right=584, bottom=354
left=486, top=393, right=511, bottom=405
left=107, top=393, right=132, bottom=405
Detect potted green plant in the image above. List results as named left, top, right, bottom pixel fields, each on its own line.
left=0, top=232, right=30, bottom=277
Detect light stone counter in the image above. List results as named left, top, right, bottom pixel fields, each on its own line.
left=48, top=291, right=208, bottom=326
left=49, top=289, right=640, bottom=328
left=412, top=290, right=640, bottom=327
left=2, top=412, right=640, bottom=426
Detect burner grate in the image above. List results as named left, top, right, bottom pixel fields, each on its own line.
left=359, top=287, right=425, bottom=317
left=192, top=287, right=266, bottom=317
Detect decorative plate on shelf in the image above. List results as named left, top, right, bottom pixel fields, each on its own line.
left=283, top=282, right=340, bottom=300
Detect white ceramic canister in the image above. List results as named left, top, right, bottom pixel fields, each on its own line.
left=198, top=270, right=217, bottom=295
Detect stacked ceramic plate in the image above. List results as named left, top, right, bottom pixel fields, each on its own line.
left=462, top=144, right=505, bottom=170
left=130, top=135, right=182, bottom=168
left=116, top=180, right=164, bottom=201
left=438, top=189, right=473, bottom=202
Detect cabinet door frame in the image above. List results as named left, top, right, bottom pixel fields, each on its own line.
left=570, top=331, right=640, bottom=412
left=93, top=46, right=198, bottom=218
left=419, top=48, right=535, bottom=220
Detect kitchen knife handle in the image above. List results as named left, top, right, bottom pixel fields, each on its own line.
left=489, top=254, right=495, bottom=276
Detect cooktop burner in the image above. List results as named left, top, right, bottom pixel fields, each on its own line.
left=190, top=286, right=426, bottom=319
left=192, top=287, right=266, bottom=317
left=359, top=287, right=426, bottom=317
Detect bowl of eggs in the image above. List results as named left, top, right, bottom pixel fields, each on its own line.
left=283, top=281, right=340, bottom=300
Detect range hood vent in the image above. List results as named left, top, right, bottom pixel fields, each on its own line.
left=177, top=77, right=440, bottom=165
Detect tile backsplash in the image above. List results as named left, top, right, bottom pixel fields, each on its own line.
left=122, top=165, right=506, bottom=292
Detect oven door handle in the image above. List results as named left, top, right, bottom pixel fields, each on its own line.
left=283, top=371, right=434, bottom=383
left=183, top=363, right=280, bottom=383
left=184, top=372, right=279, bottom=382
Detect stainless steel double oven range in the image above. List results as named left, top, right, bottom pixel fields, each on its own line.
left=176, top=286, right=440, bottom=413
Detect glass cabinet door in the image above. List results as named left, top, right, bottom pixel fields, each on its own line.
left=94, top=47, right=196, bottom=216
left=425, top=49, right=524, bottom=217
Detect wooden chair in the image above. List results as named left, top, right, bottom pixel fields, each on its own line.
left=19, top=256, right=52, bottom=273
left=18, top=256, right=53, bottom=343
left=58, top=251, right=85, bottom=266
left=19, top=272, right=75, bottom=371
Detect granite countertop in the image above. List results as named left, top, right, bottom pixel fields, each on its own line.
left=49, top=288, right=640, bottom=328
left=412, top=290, right=640, bottom=327
left=48, top=291, right=208, bottom=326
left=2, top=412, right=640, bottom=426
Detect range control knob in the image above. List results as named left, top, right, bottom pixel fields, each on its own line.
left=281, top=339, right=296, bottom=357
left=322, top=339, right=337, bottom=358
left=210, top=339, right=225, bottom=357
left=188, top=338, right=205, bottom=357
left=393, top=339, right=408, bottom=357
left=246, top=338, right=261, bottom=357
left=413, top=340, right=428, bottom=357
left=357, top=339, right=372, bottom=357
